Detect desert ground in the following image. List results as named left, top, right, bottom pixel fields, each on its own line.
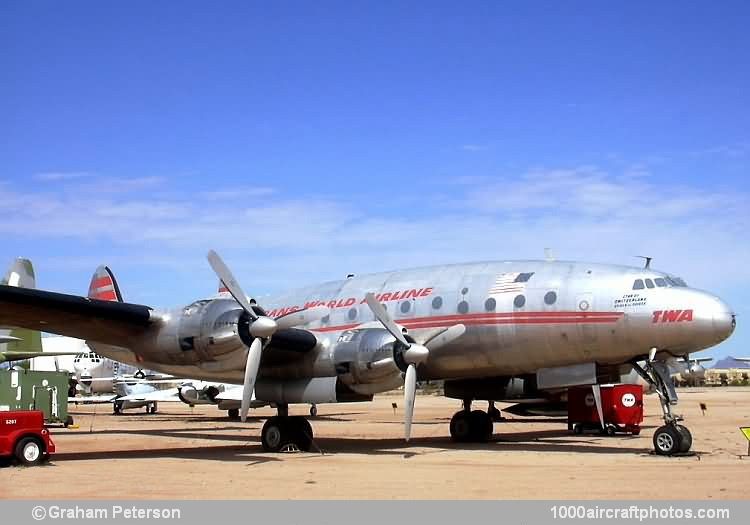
left=3, top=387, right=749, bottom=499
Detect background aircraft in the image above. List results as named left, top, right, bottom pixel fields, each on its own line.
left=0, top=251, right=735, bottom=455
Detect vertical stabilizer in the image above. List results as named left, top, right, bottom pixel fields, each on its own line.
left=1, top=258, right=42, bottom=358
left=87, top=266, right=123, bottom=302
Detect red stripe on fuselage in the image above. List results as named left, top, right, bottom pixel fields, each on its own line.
left=310, top=311, right=624, bottom=333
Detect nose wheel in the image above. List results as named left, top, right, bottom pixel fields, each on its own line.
left=632, top=353, right=693, bottom=456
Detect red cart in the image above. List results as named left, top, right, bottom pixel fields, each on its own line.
left=0, top=410, right=56, bottom=466
left=568, top=384, right=643, bottom=436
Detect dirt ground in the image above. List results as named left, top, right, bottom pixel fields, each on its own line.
left=3, top=387, right=750, bottom=499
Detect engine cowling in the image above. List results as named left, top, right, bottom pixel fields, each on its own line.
left=177, top=383, right=224, bottom=405
left=332, top=328, right=403, bottom=390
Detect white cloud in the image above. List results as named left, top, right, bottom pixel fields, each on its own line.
left=1, top=168, right=748, bottom=294
left=33, top=171, right=93, bottom=181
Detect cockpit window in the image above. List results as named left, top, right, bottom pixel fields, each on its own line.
left=654, top=278, right=667, bottom=287
left=514, top=272, right=535, bottom=283
left=666, top=276, right=688, bottom=287
left=632, top=279, right=645, bottom=290
left=645, top=278, right=655, bottom=289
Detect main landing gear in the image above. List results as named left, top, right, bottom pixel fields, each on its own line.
left=260, top=404, right=315, bottom=452
left=449, top=400, right=494, bottom=443
left=632, top=352, right=693, bottom=456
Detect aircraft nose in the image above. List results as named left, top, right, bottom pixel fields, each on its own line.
left=712, top=299, right=736, bottom=344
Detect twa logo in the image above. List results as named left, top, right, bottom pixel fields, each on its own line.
left=652, top=309, right=694, bottom=323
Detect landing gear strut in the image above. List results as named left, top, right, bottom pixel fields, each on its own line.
left=260, top=404, right=314, bottom=452
left=449, top=400, right=493, bottom=443
left=632, top=353, right=693, bottom=455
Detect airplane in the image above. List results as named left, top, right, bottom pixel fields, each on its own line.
left=672, top=356, right=714, bottom=386
left=0, top=251, right=735, bottom=455
left=1, top=258, right=79, bottom=366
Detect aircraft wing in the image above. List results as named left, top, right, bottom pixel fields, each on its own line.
left=735, top=357, right=750, bottom=363
left=0, top=350, right=81, bottom=364
left=0, top=335, right=20, bottom=344
left=69, top=394, right=118, bottom=404
left=117, top=388, right=182, bottom=403
left=0, top=285, right=154, bottom=346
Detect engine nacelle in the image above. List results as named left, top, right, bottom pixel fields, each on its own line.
left=332, top=328, right=402, bottom=387
left=254, top=377, right=372, bottom=404
left=178, top=383, right=224, bottom=405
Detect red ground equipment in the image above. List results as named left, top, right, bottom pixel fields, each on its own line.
left=568, top=384, right=643, bottom=435
left=0, top=410, right=56, bottom=466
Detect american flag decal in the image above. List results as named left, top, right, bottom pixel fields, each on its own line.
left=488, top=272, right=533, bottom=294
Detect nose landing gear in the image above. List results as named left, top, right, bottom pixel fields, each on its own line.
left=632, top=353, right=693, bottom=456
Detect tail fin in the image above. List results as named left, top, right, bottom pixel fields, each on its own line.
left=1, top=258, right=42, bottom=356
left=217, top=279, right=231, bottom=297
left=88, top=265, right=123, bottom=302
left=2, top=257, right=36, bottom=288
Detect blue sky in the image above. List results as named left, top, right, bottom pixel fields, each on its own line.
left=1, top=1, right=748, bottom=360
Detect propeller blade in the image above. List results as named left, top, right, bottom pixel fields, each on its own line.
left=365, top=293, right=409, bottom=347
left=207, top=250, right=257, bottom=320
left=422, top=324, right=466, bottom=351
left=240, top=338, right=263, bottom=422
left=275, top=305, right=331, bottom=330
left=404, top=364, right=417, bottom=441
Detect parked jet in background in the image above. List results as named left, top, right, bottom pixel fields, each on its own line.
left=0, top=252, right=735, bottom=455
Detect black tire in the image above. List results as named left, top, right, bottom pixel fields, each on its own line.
left=449, top=411, right=473, bottom=442
left=605, top=424, right=617, bottom=436
left=227, top=408, right=240, bottom=420
left=470, top=410, right=493, bottom=442
left=261, top=417, right=293, bottom=452
left=151, top=402, right=158, bottom=414
left=64, top=416, right=74, bottom=428
left=289, top=416, right=313, bottom=452
left=573, top=424, right=583, bottom=435
left=113, top=402, right=122, bottom=415
left=309, top=405, right=318, bottom=417
left=676, top=425, right=692, bottom=453
left=653, top=425, right=682, bottom=456
left=15, top=437, right=44, bottom=466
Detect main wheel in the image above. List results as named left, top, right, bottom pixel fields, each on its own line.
left=289, top=416, right=313, bottom=451
left=449, top=411, right=473, bottom=442
left=261, top=417, right=287, bottom=452
left=113, top=402, right=122, bottom=415
left=676, top=425, right=692, bottom=453
left=15, top=437, right=44, bottom=466
left=149, top=403, right=158, bottom=414
left=227, top=408, right=240, bottom=420
left=653, top=425, right=682, bottom=456
left=470, top=410, right=493, bottom=442
left=309, top=404, right=318, bottom=417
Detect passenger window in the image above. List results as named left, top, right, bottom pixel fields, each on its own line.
left=645, top=279, right=655, bottom=289
left=633, top=279, right=645, bottom=290
left=654, top=278, right=667, bottom=287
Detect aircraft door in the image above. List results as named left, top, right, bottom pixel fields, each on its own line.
left=576, top=292, right=598, bottom=358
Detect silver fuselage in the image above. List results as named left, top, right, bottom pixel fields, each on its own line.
left=89, top=260, right=736, bottom=387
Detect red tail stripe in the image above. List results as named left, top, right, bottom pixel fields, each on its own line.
left=91, top=276, right=113, bottom=289
left=92, top=290, right=118, bottom=301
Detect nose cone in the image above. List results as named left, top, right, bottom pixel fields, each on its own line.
left=712, top=299, right=736, bottom=344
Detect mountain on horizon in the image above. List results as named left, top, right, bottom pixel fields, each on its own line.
left=712, top=356, right=750, bottom=369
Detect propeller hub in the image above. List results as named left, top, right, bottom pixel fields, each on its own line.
left=403, top=344, right=429, bottom=365
left=249, top=316, right=278, bottom=338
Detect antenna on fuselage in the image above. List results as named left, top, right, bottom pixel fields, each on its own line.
left=635, top=255, right=653, bottom=269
